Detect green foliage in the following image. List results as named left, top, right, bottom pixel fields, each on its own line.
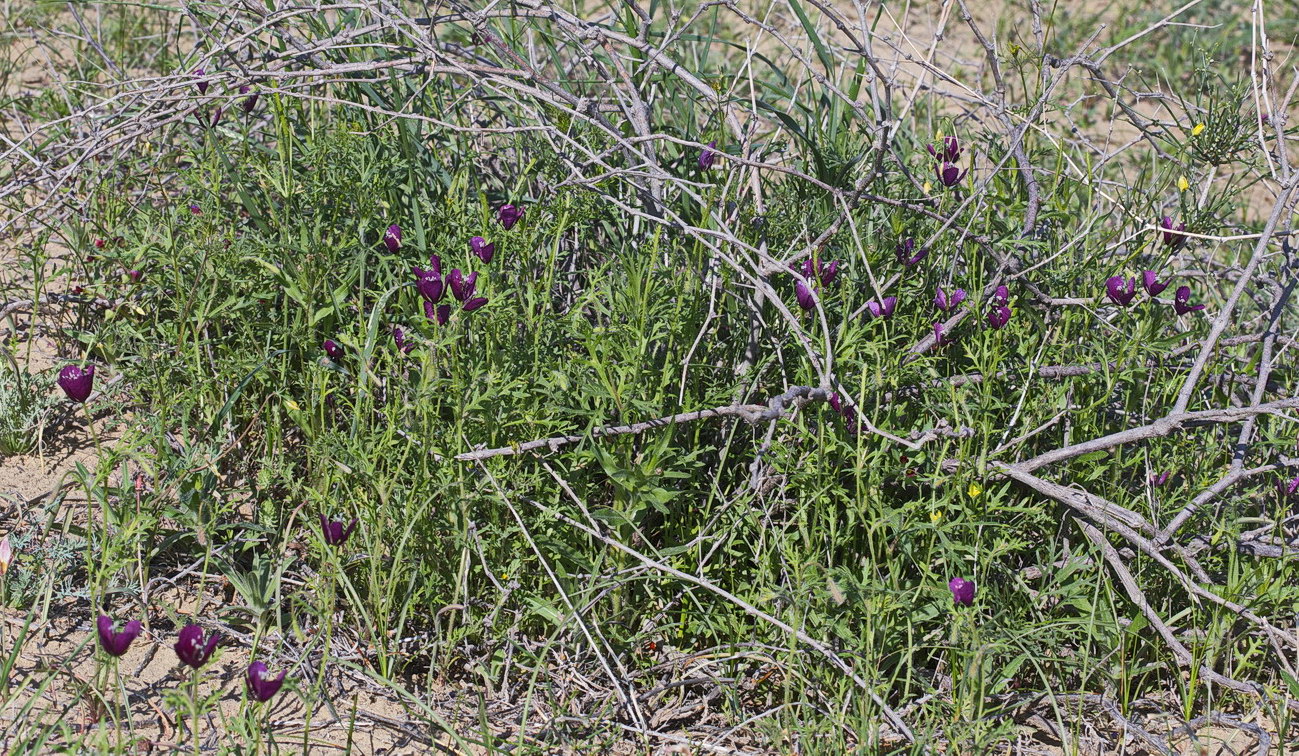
left=3, top=0, right=1298, bottom=751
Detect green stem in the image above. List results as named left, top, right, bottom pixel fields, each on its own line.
left=191, top=667, right=200, bottom=755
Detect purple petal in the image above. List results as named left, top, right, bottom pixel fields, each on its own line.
left=948, top=577, right=975, bottom=606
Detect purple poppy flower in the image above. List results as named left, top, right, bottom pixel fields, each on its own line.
left=699, top=140, right=717, bottom=170
left=58, top=364, right=95, bottom=403
left=932, top=322, right=950, bottom=347
left=1173, top=285, right=1205, bottom=315
left=948, top=577, right=975, bottom=606
left=926, top=135, right=961, bottom=163
left=934, top=286, right=966, bottom=312
left=992, top=285, right=1009, bottom=304
left=1141, top=271, right=1168, bottom=297
left=462, top=297, right=488, bottom=312
left=189, top=204, right=201, bottom=215
left=319, top=514, right=358, bottom=546
left=1150, top=471, right=1171, bottom=487
left=383, top=224, right=401, bottom=253
left=866, top=296, right=897, bottom=320
left=127, top=269, right=142, bottom=283
left=794, top=280, right=817, bottom=312
left=239, top=85, right=259, bottom=113
left=471, top=236, right=495, bottom=264
left=412, top=265, right=444, bottom=302
left=497, top=204, right=524, bottom=230
left=323, top=339, right=343, bottom=360
left=935, top=162, right=965, bottom=187
left=1105, top=276, right=1137, bottom=307
left=828, top=392, right=843, bottom=414
left=896, top=239, right=928, bottom=266
left=93, top=238, right=106, bottom=249
left=246, top=661, right=286, bottom=703
left=447, top=270, right=479, bottom=302
left=193, top=68, right=208, bottom=95
left=1278, top=475, right=1299, bottom=496
left=97, top=614, right=142, bottom=657
left=425, top=301, right=452, bottom=324
left=819, top=260, right=840, bottom=286
left=800, top=258, right=841, bottom=287
left=987, top=305, right=1012, bottom=329
left=1160, top=216, right=1187, bottom=249
left=392, top=327, right=414, bottom=354
left=174, top=624, right=220, bottom=669
left=209, top=107, right=222, bottom=127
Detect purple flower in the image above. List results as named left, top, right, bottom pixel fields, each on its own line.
left=935, top=162, right=965, bottom=188
left=1173, top=285, right=1205, bottom=315
left=447, top=270, right=479, bottom=302
left=818, top=260, right=840, bottom=286
left=1277, top=475, right=1299, bottom=496
left=1141, top=271, right=1168, bottom=297
left=412, top=265, right=444, bottom=302
left=896, top=239, right=928, bottom=267
left=323, top=339, right=343, bottom=360
left=926, top=136, right=961, bottom=163
left=948, top=577, right=975, bottom=606
left=471, top=236, right=495, bottom=264
left=1160, top=216, right=1186, bottom=249
left=392, top=327, right=414, bottom=354
left=498, top=204, right=524, bottom=230
left=58, top=364, right=95, bottom=403
left=425, top=301, right=452, bottom=324
left=193, top=68, right=208, bottom=95
left=383, top=224, right=402, bottom=253
left=699, top=140, right=717, bottom=170
left=462, top=297, right=488, bottom=312
left=794, top=280, right=817, bottom=312
left=209, top=107, right=223, bottom=127
left=934, top=285, right=966, bottom=312
left=246, top=661, right=286, bottom=703
left=189, top=204, right=201, bottom=215
left=97, top=614, right=142, bottom=657
left=239, top=85, right=259, bottom=113
left=1150, top=471, right=1171, bottom=487
left=932, top=322, right=950, bottom=347
left=174, top=624, right=220, bottom=669
left=93, top=238, right=106, bottom=249
left=127, top=269, right=142, bottom=283
left=799, top=258, right=841, bottom=287
left=987, top=305, right=1012, bottom=329
left=1105, top=276, right=1137, bottom=307
left=866, top=296, right=897, bottom=320
left=992, top=285, right=1009, bottom=304
left=320, top=514, right=358, bottom=546
left=828, top=392, right=843, bottom=414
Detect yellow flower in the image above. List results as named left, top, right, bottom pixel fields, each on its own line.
left=1191, top=123, right=1205, bottom=136
left=922, top=180, right=932, bottom=193
left=1177, top=175, right=1190, bottom=192
left=929, top=511, right=942, bottom=524
left=968, top=482, right=983, bottom=498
